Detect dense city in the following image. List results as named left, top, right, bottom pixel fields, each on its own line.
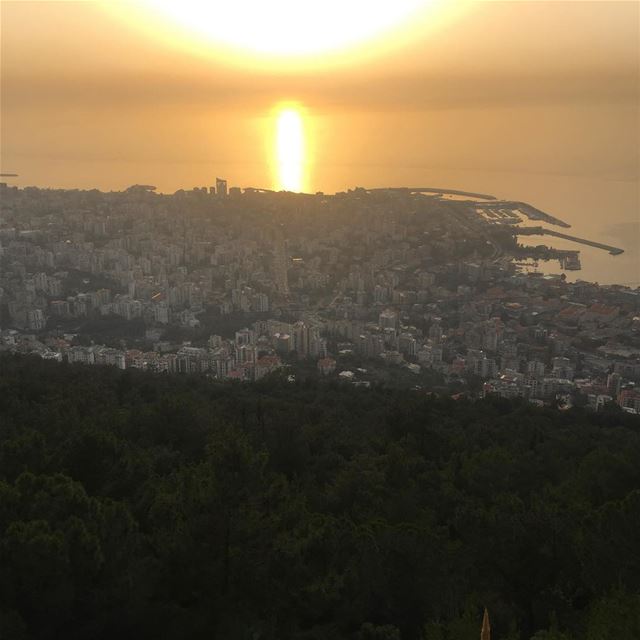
left=1, top=180, right=639, bottom=413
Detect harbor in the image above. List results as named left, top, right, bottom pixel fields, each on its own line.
left=518, top=226, right=624, bottom=255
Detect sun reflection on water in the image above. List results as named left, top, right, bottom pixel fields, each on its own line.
left=274, top=104, right=306, bottom=192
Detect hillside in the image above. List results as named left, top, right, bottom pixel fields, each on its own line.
left=1, top=354, right=639, bottom=640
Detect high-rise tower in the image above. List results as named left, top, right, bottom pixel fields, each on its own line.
left=215, top=178, right=228, bottom=197
left=273, top=230, right=289, bottom=296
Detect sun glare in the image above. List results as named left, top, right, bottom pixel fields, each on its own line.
left=275, top=106, right=305, bottom=192
left=105, top=0, right=453, bottom=69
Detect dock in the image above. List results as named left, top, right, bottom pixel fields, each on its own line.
left=475, top=201, right=571, bottom=228
left=368, top=187, right=497, bottom=200
left=518, top=227, right=624, bottom=255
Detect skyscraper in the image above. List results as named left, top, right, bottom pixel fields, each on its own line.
left=273, top=230, right=289, bottom=296
left=215, top=177, right=228, bottom=197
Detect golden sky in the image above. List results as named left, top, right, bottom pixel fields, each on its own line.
left=1, top=0, right=639, bottom=192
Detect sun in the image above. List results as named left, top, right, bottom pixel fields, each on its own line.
left=105, top=0, right=448, bottom=69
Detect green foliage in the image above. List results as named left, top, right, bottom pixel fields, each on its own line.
left=585, top=591, right=640, bottom=640
left=0, top=354, right=639, bottom=639
left=423, top=622, right=445, bottom=640
left=529, top=632, right=573, bottom=640
left=357, top=623, right=402, bottom=640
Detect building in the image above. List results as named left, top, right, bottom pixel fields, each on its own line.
left=215, top=177, right=228, bottom=197
left=27, top=308, right=46, bottom=330
left=607, top=372, right=622, bottom=397
left=254, top=355, right=282, bottom=380
left=378, top=309, right=398, bottom=330
left=235, top=327, right=256, bottom=346
left=273, top=230, right=289, bottom=295
left=317, top=357, right=336, bottom=375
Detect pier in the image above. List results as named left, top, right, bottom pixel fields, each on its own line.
left=518, top=227, right=624, bottom=255
left=369, top=187, right=497, bottom=200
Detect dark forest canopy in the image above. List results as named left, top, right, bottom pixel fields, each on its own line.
left=0, top=354, right=639, bottom=640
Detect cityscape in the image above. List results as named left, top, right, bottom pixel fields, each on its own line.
left=2, top=179, right=638, bottom=413
left=2, top=1, right=639, bottom=637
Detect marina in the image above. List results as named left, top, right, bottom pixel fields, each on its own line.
left=518, top=226, right=624, bottom=255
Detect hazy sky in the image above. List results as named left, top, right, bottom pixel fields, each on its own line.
left=1, top=0, right=639, bottom=193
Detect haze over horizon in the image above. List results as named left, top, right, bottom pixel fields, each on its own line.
left=2, top=0, right=638, bottom=193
